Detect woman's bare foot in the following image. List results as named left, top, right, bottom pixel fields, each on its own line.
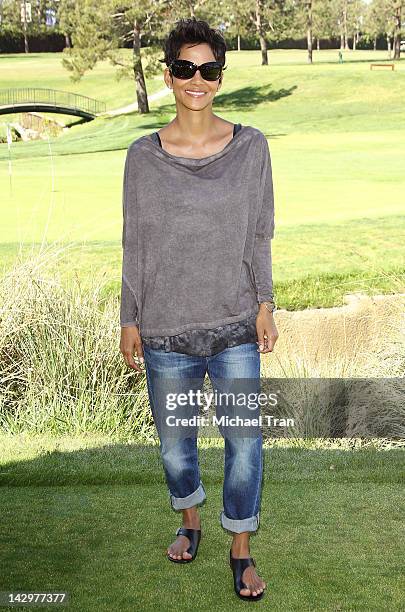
left=231, top=534, right=266, bottom=597
left=167, top=506, right=201, bottom=561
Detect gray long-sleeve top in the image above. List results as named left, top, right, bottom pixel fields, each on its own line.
left=120, top=125, right=275, bottom=337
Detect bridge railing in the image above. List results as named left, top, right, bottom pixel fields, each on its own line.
left=0, top=88, right=106, bottom=115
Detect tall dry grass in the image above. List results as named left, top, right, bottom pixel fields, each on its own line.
left=0, top=243, right=154, bottom=438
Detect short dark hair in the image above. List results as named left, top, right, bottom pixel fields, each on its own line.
left=160, top=17, right=227, bottom=70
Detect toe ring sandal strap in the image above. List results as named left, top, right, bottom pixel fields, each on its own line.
left=176, top=527, right=201, bottom=555
left=167, top=527, right=201, bottom=563
left=229, top=550, right=264, bottom=601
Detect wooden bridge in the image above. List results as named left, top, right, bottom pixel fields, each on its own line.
left=0, top=88, right=106, bottom=121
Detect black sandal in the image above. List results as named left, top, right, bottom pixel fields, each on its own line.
left=229, top=549, right=265, bottom=601
left=167, top=527, right=201, bottom=563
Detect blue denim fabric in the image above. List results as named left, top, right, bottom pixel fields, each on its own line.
left=143, top=342, right=263, bottom=534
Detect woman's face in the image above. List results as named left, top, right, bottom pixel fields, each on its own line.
left=164, top=43, right=222, bottom=111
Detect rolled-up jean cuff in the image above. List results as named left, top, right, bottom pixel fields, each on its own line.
left=220, top=510, right=260, bottom=533
left=170, top=481, right=206, bottom=511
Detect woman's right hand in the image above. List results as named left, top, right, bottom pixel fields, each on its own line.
left=120, top=326, right=145, bottom=373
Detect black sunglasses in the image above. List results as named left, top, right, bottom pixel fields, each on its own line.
left=169, top=59, right=226, bottom=81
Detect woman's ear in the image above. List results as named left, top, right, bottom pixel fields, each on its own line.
left=164, top=67, right=173, bottom=89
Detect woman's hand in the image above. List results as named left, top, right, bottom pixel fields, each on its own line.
left=120, top=326, right=145, bottom=373
left=256, top=304, right=279, bottom=354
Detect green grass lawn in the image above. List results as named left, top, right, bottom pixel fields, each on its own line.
left=0, top=435, right=403, bottom=611
left=0, top=49, right=404, bottom=308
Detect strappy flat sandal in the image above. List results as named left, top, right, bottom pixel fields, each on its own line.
left=229, top=549, right=265, bottom=601
left=167, top=527, right=201, bottom=564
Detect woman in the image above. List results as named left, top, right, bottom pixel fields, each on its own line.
left=119, top=17, right=278, bottom=601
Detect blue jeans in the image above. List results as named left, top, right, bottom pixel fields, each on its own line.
left=143, top=342, right=263, bottom=534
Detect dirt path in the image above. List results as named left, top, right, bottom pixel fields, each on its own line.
left=99, top=87, right=171, bottom=117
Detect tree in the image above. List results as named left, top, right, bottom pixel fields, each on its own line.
left=290, top=0, right=315, bottom=63
left=60, top=0, right=171, bottom=113
left=217, top=0, right=289, bottom=65
left=363, top=0, right=391, bottom=51
left=57, top=0, right=76, bottom=48
left=1, top=0, right=64, bottom=53
left=1, top=0, right=32, bottom=52
left=312, top=0, right=337, bottom=50
left=363, top=0, right=403, bottom=57
left=347, top=0, right=366, bottom=50
left=305, top=0, right=313, bottom=62
left=391, top=0, right=403, bottom=58
left=282, top=0, right=336, bottom=62
left=208, top=0, right=253, bottom=52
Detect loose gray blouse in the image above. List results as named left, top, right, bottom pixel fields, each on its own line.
left=141, top=124, right=268, bottom=356
left=120, top=123, right=275, bottom=354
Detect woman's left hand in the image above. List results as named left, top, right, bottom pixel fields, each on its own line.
left=256, top=305, right=279, bottom=353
